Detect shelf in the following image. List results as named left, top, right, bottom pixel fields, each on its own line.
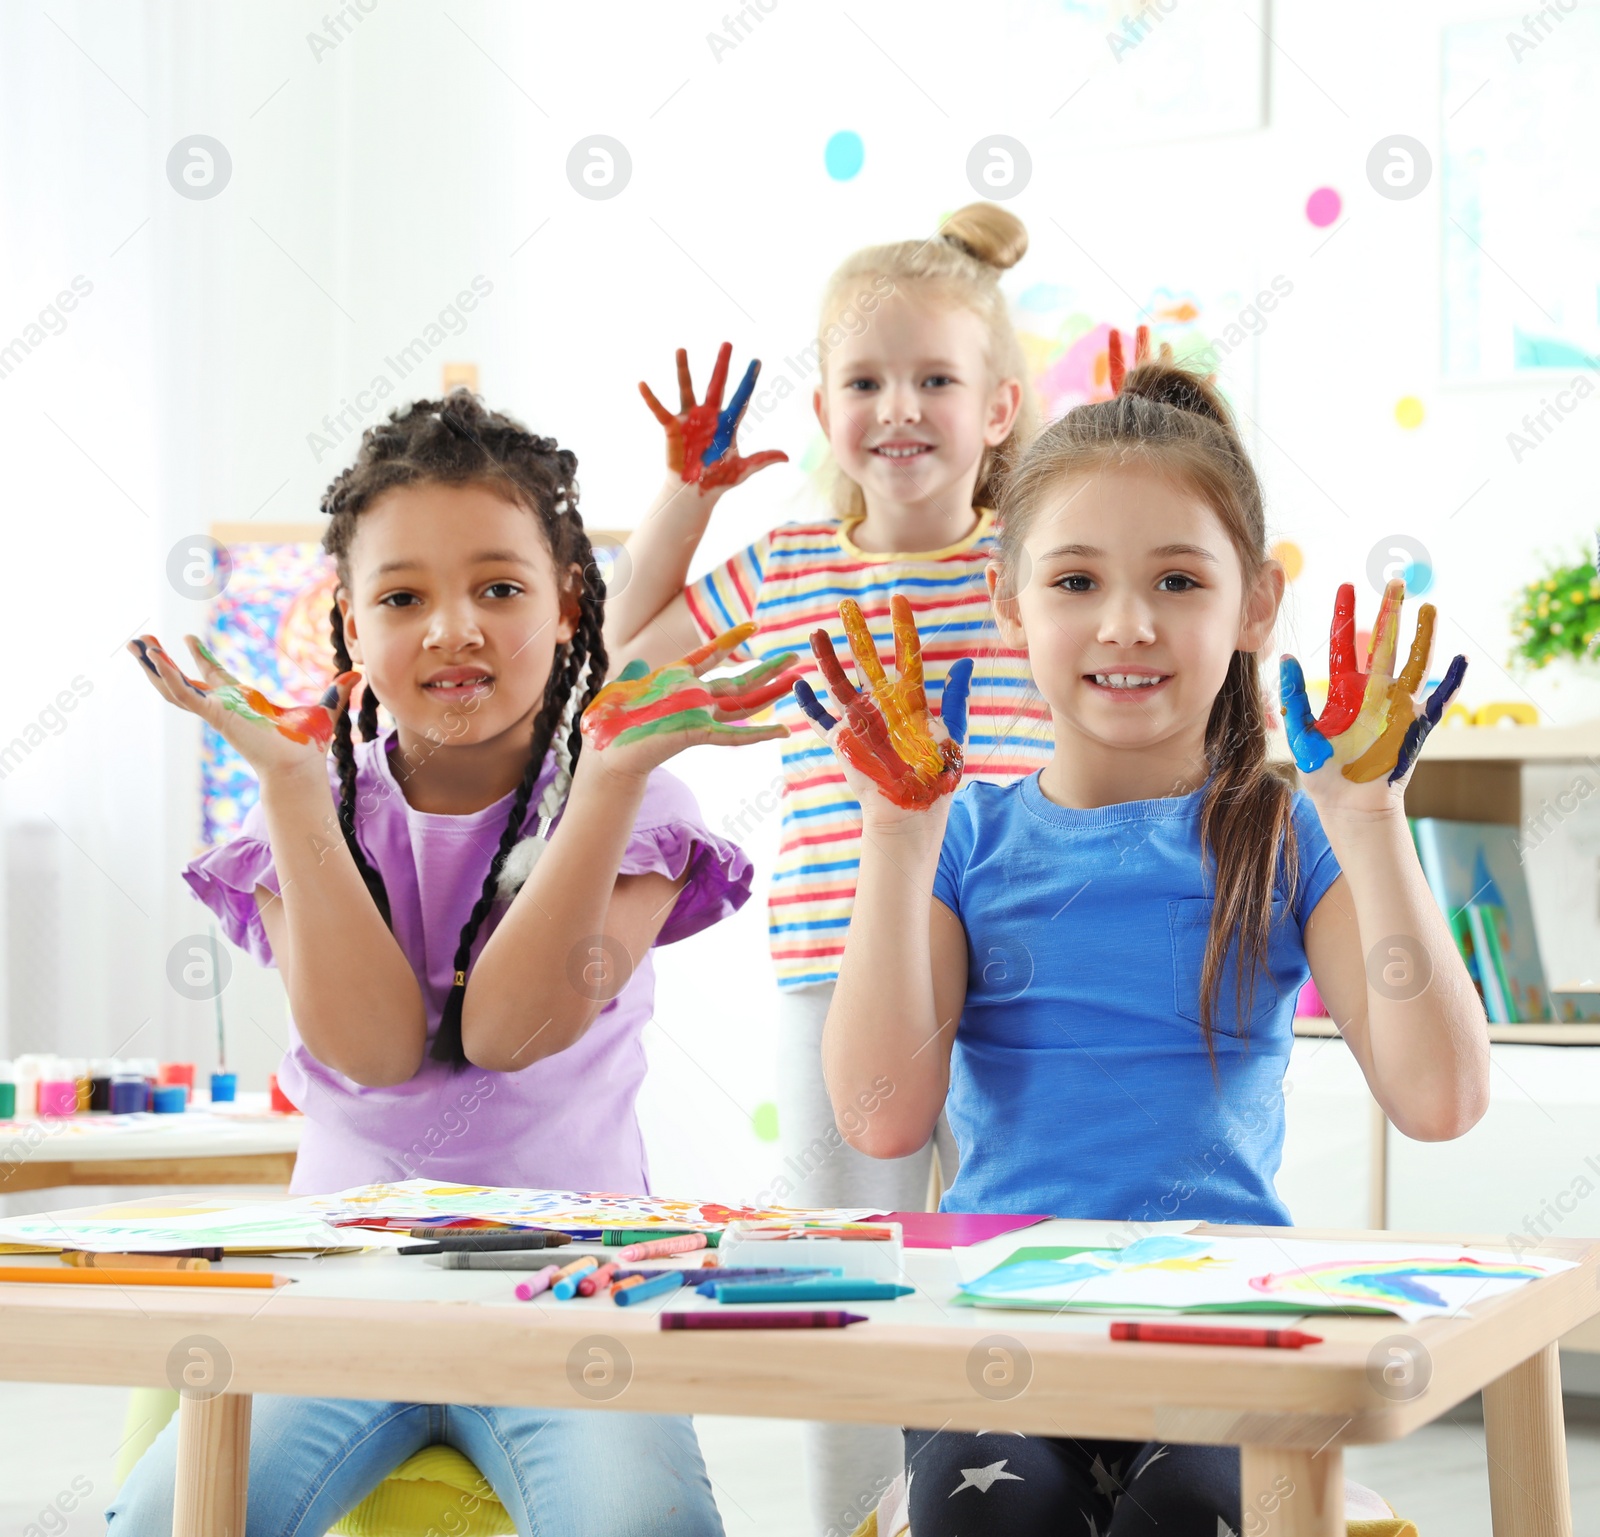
left=1293, top=1015, right=1600, bottom=1046
left=1268, top=720, right=1600, bottom=767
left=1265, top=720, right=1600, bottom=825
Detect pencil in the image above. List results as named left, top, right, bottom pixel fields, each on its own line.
left=60, top=1252, right=211, bottom=1272
left=0, top=1266, right=287, bottom=1290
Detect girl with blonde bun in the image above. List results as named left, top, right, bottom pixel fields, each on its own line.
left=606, top=204, right=1053, bottom=1534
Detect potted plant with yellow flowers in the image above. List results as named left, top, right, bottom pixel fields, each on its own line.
left=1511, top=548, right=1600, bottom=673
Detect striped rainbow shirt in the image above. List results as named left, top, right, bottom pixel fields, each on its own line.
left=684, top=509, right=1055, bottom=991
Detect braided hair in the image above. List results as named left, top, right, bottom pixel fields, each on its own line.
left=320, top=392, right=608, bottom=1068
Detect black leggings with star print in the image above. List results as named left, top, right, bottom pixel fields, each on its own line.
left=903, top=1427, right=1240, bottom=1535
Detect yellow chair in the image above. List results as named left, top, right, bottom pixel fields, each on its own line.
left=116, top=1388, right=516, bottom=1536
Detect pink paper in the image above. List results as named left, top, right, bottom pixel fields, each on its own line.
left=868, top=1211, right=1049, bottom=1249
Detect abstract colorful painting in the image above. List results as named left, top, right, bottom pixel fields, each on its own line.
left=957, top=1233, right=1572, bottom=1321
left=200, top=527, right=338, bottom=845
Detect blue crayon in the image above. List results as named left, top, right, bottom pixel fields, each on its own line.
left=693, top=1267, right=842, bottom=1296
left=613, top=1271, right=688, bottom=1307
left=713, top=1280, right=914, bottom=1304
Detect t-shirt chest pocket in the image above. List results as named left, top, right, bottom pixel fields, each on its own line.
left=1167, top=896, right=1294, bottom=1038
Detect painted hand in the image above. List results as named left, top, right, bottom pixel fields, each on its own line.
left=794, top=595, right=973, bottom=810
left=639, top=343, right=789, bottom=492
left=129, top=633, right=355, bottom=754
left=1280, top=580, right=1468, bottom=785
left=581, top=624, right=805, bottom=752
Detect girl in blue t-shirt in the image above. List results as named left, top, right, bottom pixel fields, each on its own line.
left=808, top=347, right=1489, bottom=1535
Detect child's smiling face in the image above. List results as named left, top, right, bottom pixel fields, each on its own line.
left=993, top=463, right=1282, bottom=755
left=815, top=290, right=1018, bottom=517
left=338, top=480, right=577, bottom=748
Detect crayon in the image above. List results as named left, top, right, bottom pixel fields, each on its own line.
left=63, top=1247, right=223, bottom=1262
left=400, top=1232, right=569, bottom=1254
left=661, top=1310, right=869, bottom=1330
left=613, top=1271, right=687, bottom=1307
left=513, top=1265, right=562, bottom=1301
left=60, top=1252, right=210, bottom=1272
left=610, top=1275, right=647, bottom=1298
left=691, top=1268, right=842, bottom=1296
left=603, top=1229, right=720, bottom=1248
left=551, top=1256, right=601, bottom=1300
left=426, top=1252, right=584, bottom=1272
left=1108, top=1322, right=1324, bottom=1350
left=712, top=1281, right=913, bottom=1304
left=616, top=1233, right=708, bottom=1263
left=576, top=1262, right=620, bottom=1297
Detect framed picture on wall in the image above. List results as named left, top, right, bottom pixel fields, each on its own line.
left=199, top=522, right=630, bottom=846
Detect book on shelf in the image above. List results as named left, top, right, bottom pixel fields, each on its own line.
left=1410, top=818, right=1551, bottom=1023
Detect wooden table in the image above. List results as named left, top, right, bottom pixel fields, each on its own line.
left=0, top=1220, right=1592, bottom=1535
left=0, top=1100, right=300, bottom=1194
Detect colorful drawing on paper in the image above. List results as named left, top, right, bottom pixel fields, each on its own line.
left=1442, top=11, right=1600, bottom=379
left=956, top=1234, right=1574, bottom=1322
left=293, top=1179, right=881, bottom=1234
left=1249, top=1255, right=1549, bottom=1312
left=1011, top=284, right=1248, bottom=423
left=201, top=536, right=339, bottom=843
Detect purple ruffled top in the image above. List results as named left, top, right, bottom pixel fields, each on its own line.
left=183, top=731, right=752, bottom=1195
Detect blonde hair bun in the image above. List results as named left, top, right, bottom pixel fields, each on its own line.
left=938, top=203, right=1029, bottom=272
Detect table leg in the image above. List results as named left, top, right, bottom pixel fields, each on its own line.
left=173, top=1391, right=250, bottom=1537
left=1483, top=1342, right=1573, bottom=1536
left=1368, top=1097, right=1388, bottom=1229
left=1240, top=1445, right=1342, bottom=1536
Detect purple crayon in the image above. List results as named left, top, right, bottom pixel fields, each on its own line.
left=660, top=1310, right=868, bottom=1330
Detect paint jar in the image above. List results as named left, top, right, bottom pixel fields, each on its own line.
left=0, top=1063, right=15, bottom=1121
left=209, top=1071, right=237, bottom=1104
left=268, top=1074, right=297, bottom=1114
left=132, top=1059, right=160, bottom=1112
left=151, top=1085, right=187, bottom=1114
left=88, top=1058, right=114, bottom=1112
left=109, top=1075, right=147, bottom=1115
left=159, top=1062, right=196, bottom=1104
left=11, top=1056, right=47, bottom=1120
left=38, top=1080, right=78, bottom=1118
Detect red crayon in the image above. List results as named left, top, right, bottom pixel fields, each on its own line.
left=660, top=1310, right=869, bottom=1330
left=577, top=1262, right=620, bottom=1297
left=1109, top=1322, right=1323, bottom=1350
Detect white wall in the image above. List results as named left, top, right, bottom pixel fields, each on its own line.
left=3, top=0, right=1597, bottom=1202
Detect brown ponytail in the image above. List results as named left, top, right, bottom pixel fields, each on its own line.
left=997, top=344, right=1295, bottom=1069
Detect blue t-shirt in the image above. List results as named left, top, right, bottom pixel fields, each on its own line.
left=932, top=772, right=1341, bottom=1227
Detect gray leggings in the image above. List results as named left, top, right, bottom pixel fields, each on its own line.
left=776, top=982, right=958, bottom=1537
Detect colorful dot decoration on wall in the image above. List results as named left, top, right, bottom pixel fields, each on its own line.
left=824, top=131, right=864, bottom=181
left=1271, top=540, right=1305, bottom=582
left=1305, top=187, right=1341, bottom=227
left=751, top=1101, right=780, bottom=1143
left=1394, top=395, right=1425, bottom=429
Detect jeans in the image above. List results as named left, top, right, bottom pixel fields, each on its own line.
left=105, top=1395, right=726, bottom=1537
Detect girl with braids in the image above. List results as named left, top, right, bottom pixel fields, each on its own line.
left=814, top=344, right=1489, bottom=1534
left=114, top=394, right=761, bottom=1537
